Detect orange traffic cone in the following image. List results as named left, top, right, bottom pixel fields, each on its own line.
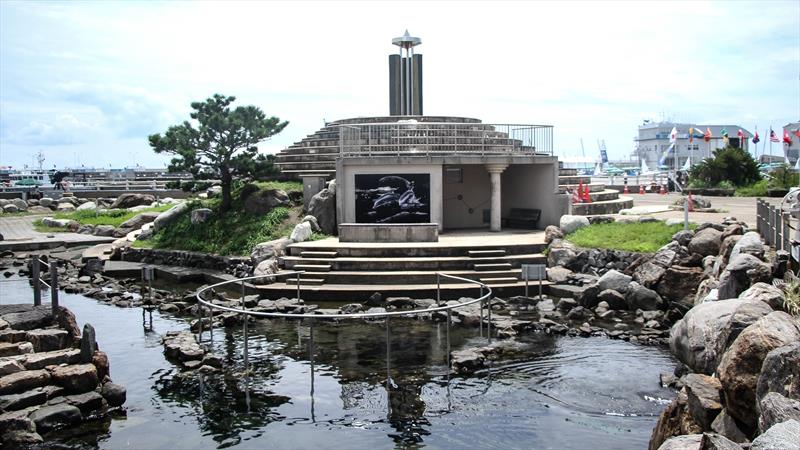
left=639, top=185, right=645, bottom=195
left=582, top=184, right=592, bottom=203
left=572, top=188, right=581, bottom=204
left=659, top=183, right=667, bottom=195
left=687, top=191, right=694, bottom=212
left=623, top=184, right=629, bottom=194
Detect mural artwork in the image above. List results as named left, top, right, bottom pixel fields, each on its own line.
left=354, top=174, right=430, bottom=223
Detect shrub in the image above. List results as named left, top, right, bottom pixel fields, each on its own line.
left=689, top=146, right=762, bottom=188
left=735, top=179, right=768, bottom=197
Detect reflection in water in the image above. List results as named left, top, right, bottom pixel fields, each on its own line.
left=3, top=278, right=676, bottom=449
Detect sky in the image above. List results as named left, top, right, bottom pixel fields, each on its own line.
left=1, top=0, right=798, bottom=170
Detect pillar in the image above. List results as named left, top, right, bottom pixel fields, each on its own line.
left=485, top=164, right=508, bottom=232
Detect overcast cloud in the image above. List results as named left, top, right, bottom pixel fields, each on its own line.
left=1, top=0, right=798, bottom=169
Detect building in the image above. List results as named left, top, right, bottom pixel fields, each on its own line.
left=782, top=122, right=800, bottom=164
left=634, top=121, right=752, bottom=170
left=275, top=33, right=568, bottom=236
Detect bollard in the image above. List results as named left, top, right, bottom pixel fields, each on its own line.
left=49, top=261, right=59, bottom=313
left=32, top=256, right=41, bottom=306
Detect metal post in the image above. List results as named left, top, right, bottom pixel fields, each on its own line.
left=197, top=299, right=203, bottom=343
left=446, top=309, right=451, bottom=372
left=296, top=272, right=301, bottom=301
left=49, top=261, right=59, bottom=313
left=385, top=317, right=391, bottom=387
left=309, top=321, right=316, bottom=422
left=241, top=280, right=249, bottom=372
left=208, top=297, right=213, bottom=344
left=783, top=213, right=791, bottom=253
left=479, top=285, right=484, bottom=338
left=684, top=197, right=689, bottom=231
left=436, top=273, right=441, bottom=304
left=487, top=291, right=492, bottom=343
left=32, top=256, right=41, bottom=306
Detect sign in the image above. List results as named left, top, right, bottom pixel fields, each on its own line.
left=520, top=264, right=546, bottom=281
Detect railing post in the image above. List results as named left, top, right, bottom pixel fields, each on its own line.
left=436, top=273, right=441, bottom=304
left=32, top=256, right=41, bottom=306
left=783, top=212, right=791, bottom=253
left=487, top=289, right=492, bottom=343
left=296, top=272, right=301, bottom=301
left=479, top=285, right=484, bottom=338
left=197, top=298, right=203, bottom=343
left=49, top=261, right=59, bottom=313
left=446, top=309, right=451, bottom=375
left=241, top=279, right=249, bottom=373
left=774, top=206, right=780, bottom=248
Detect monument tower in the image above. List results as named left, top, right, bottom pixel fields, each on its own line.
left=389, top=30, right=423, bottom=116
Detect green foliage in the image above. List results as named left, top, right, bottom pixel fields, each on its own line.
left=767, top=164, right=800, bottom=190
left=567, top=221, right=696, bottom=253
left=34, top=205, right=172, bottom=230
left=253, top=180, right=303, bottom=193
left=783, top=281, right=800, bottom=318
left=148, top=94, right=288, bottom=213
left=735, top=179, right=769, bottom=197
left=688, top=146, right=762, bottom=188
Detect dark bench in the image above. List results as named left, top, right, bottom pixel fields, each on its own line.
left=502, top=208, right=541, bottom=229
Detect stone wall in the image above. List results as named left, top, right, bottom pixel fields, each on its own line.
left=118, top=248, right=252, bottom=277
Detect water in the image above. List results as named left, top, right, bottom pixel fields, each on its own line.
left=1, top=278, right=676, bottom=449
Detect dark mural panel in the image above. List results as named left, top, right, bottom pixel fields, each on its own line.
left=355, top=174, right=430, bottom=223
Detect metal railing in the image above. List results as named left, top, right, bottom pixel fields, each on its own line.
left=756, top=193, right=800, bottom=265
left=337, top=122, right=553, bottom=157
left=195, top=271, right=494, bottom=373
left=30, top=256, right=58, bottom=312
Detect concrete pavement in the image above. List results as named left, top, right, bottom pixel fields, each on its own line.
left=0, top=215, right=115, bottom=251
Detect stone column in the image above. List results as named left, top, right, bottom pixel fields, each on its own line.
left=485, top=164, right=508, bottom=232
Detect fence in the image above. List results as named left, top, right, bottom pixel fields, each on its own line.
left=756, top=197, right=798, bottom=265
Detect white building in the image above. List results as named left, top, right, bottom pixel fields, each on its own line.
left=634, top=121, right=752, bottom=170
left=782, top=122, right=800, bottom=163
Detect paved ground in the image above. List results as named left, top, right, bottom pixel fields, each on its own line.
left=0, top=215, right=115, bottom=251
left=623, top=193, right=760, bottom=228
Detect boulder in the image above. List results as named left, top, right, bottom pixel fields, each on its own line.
left=689, top=228, right=723, bottom=257
left=546, top=266, right=573, bottom=283
left=559, top=215, right=590, bottom=235
left=79, top=324, right=97, bottom=363
left=544, top=225, right=563, bottom=244
left=730, top=232, right=765, bottom=262
left=673, top=230, right=694, bottom=247
left=92, top=225, right=115, bottom=237
left=243, top=189, right=289, bottom=214
left=684, top=373, right=723, bottom=429
left=252, top=258, right=279, bottom=283
left=717, top=312, right=800, bottom=432
left=598, top=269, right=632, bottom=293
left=25, top=329, right=68, bottom=352
left=657, top=434, right=703, bottom=450
left=56, top=203, right=76, bottom=212
left=39, top=197, right=53, bottom=207
left=547, top=239, right=579, bottom=269
left=308, top=188, right=336, bottom=235
left=656, top=266, right=706, bottom=306
left=750, top=419, right=800, bottom=450
left=109, top=193, right=155, bottom=209
left=11, top=198, right=28, bottom=211
left=738, top=282, right=785, bottom=311
left=75, top=201, right=97, bottom=211
left=0, top=369, right=51, bottom=395
left=719, top=235, right=743, bottom=264
left=301, top=215, right=321, bottom=233
left=119, top=212, right=160, bottom=229
left=712, top=409, right=749, bottom=443
left=289, top=221, right=313, bottom=243
left=3, top=204, right=19, bottom=213
left=759, top=392, right=800, bottom=433
left=700, top=433, right=743, bottom=450
left=190, top=208, right=213, bottom=225
left=669, top=299, right=772, bottom=375
left=153, top=202, right=188, bottom=232
left=50, top=364, right=99, bottom=394
left=28, top=404, right=82, bottom=432
left=101, top=382, right=126, bottom=407
left=598, top=289, right=628, bottom=310
left=717, top=254, right=772, bottom=300
left=627, top=281, right=665, bottom=310
left=756, top=342, right=800, bottom=404
left=250, top=237, right=293, bottom=266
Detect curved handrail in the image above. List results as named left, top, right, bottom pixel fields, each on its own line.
left=195, top=271, right=492, bottom=320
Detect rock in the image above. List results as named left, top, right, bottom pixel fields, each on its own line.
left=109, top=193, right=155, bottom=209
left=556, top=298, right=578, bottom=311
left=28, top=403, right=82, bottom=433
left=657, top=266, right=707, bottom=307
left=730, top=232, right=765, bottom=262
left=701, top=433, right=743, bottom=450
left=339, top=303, right=364, bottom=314
left=0, top=369, right=51, bottom=395
left=289, top=221, right=313, bottom=242
left=64, top=391, right=104, bottom=414
left=688, top=228, right=723, bottom=257
left=190, top=208, right=213, bottom=225
left=11, top=198, right=27, bottom=211
left=206, top=185, right=222, bottom=197
left=119, top=212, right=160, bottom=229
left=162, top=331, right=205, bottom=362
left=559, top=215, right=590, bottom=234
left=41, top=217, right=79, bottom=229
left=739, top=282, right=786, bottom=311
left=92, top=350, right=109, bottom=380
left=2, top=204, right=19, bottom=213
left=717, top=254, right=772, bottom=300
left=544, top=225, right=563, bottom=244
left=153, top=202, right=189, bottom=231
left=684, top=373, right=723, bottom=429
left=25, top=329, right=68, bottom=352
left=0, top=360, right=25, bottom=377
left=0, top=388, right=48, bottom=411
left=717, top=312, right=800, bottom=432
left=39, top=197, right=53, bottom=207
left=759, top=392, right=800, bottom=433
left=80, top=324, right=97, bottom=363
left=598, top=269, right=632, bottom=293
left=21, top=349, right=80, bottom=370
left=577, top=283, right=601, bottom=308
left=243, top=189, right=289, bottom=214
left=50, top=364, right=99, bottom=394
left=252, top=258, right=279, bottom=283
left=546, top=266, right=573, bottom=283
left=657, top=434, right=703, bottom=450
left=536, top=298, right=555, bottom=313
left=56, top=203, right=76, bottom=212
left=719, top=235, right=742, bottom=263
left=101, top=382, right=126, bottom=407
left=712, top=409, right=749, bottom=443
left=547, top=239, right=579, bottom=269
left=627, top=281, right=665, bottom=311
left=27, top=206, right=52, bottom=214
left=598, top=289, right=628, bottom=310
left=669, top=298, right=773, bottom=375
left=750, top=419, right=800, bottom=450
left=75, top=201, right=97, bottom=211
left=366, top=292, right=383, bottom=307
left=308, top=188, right=336, bottom=235
left=2, top=429, right=43, bottom=444
left=301, top=215, right=321, bottom=232
left=250, top=237, right=293, bottom=266
left=757, top=342, right=800, bottom=405
left=92, top=225, right=116, bottom=237
left=673, top=230, right=695, bottom=247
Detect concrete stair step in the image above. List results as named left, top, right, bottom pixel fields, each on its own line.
left=319, top=268, right=521, bottom=284
left=473, top=263, right=512, bottom=271
left=467, top=249, right=506, bottom=257
left=282, top=253, right=546, bottom=271
left=293, top=264, right=332, bottom=272
left=300, top=251, right=338, bottom=258
left=285, top=277, right=326, bottom=286
left=479, top=277, right=520, bottom=285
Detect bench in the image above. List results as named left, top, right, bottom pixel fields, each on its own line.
left=502, top=208, right=541, bottom=229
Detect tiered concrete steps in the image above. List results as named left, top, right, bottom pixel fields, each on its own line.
left=558, top=168, right=633, bottom=215
left=255, top=234, right=552, bottom=301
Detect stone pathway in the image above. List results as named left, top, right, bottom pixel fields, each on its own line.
left=0, top=216, right=114, bottom=251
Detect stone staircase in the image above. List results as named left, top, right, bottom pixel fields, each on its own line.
left=558, top=168, right=633, bottom=215
left=255, top=239, right=551, bottom=301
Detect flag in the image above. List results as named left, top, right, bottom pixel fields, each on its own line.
left=794, top=128, right=800, bottom=139
left=752, top=131, right=760, bottom=144
left=770, top=128, right=779, bottom=142
left=784, top=129, right=792, bottom=145
left=669, top=126, right=678, bottom=144
left=737, top=129, right=744, bottom=140
left=689, top=127, right=694, bottom=143
left=704, top=127, right=712, bottom=142
left=689, top=127, right=704, bottom=143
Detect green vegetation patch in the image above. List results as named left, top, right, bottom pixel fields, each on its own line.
left=252, top=180, right=302, bottom=193
left=59, top=205, right=171, bottom=227
left=566, top=221, right=695, bottom=254
left=140, top=202, right=292, bottom=256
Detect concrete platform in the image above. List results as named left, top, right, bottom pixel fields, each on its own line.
left=0, top=215, right=115, bottom=251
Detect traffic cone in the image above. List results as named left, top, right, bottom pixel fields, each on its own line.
left=659, top=183, right=667, bottom=195
left=639, top=185, right=645, bottom=195
left=583, top=184, right=592, bottom=203
left=623, top=184, right=629, bottom=194
left=578, top=180, right=584, bottom=202
left=687, top=191, right=694, bottom=212
left=572, top=188, right=581, bottom=204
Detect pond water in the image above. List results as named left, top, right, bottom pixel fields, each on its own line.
left=1, top=279, right=676, bottom=449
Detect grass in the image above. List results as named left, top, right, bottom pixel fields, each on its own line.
left=33, top=204, right=173, bottom=231
left=252, top=180, right=303, bottom=193
left=566, top=221, right=696, bottom=253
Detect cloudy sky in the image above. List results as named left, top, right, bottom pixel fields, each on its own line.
left=1, top=0, right=798, bottom=170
